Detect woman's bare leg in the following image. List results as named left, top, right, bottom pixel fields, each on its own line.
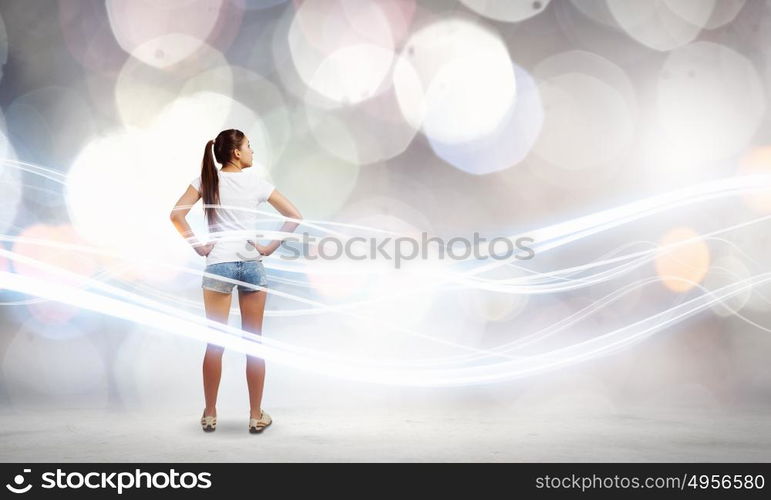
left=239, top=289, right=268, bottom=418
left=202, top=288, right=233, bottom=417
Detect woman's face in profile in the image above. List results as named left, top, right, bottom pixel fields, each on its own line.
left=238, top=137, right=253, bottom=167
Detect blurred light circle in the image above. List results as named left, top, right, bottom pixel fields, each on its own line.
left=710, top=1, right=749, bottom=29
left=132, top=33, right=221, bottom=70
left=271, top=3, right=338, bottom=108
left=459, top=0, right=551, bottom=23
left=738, top=146, right=771, bottom=213
left=394, top=17, right=516, bottom=144
left=309, top=44, right=394, bottom=104
left=657, top=41, right=765, bottom=165
left=269, top=134, right=360, bottom=219
left=3, top=326, right=108, bottom=408
left=26, top=299, right=80, bottom=327
left=557, top=2, right=658, bottom=67
left=11, top=224, right=100, bottom=290
left=427, top=63, right=542, bottom=175
left=531, top=50, right=637, bottom=172
left=115, top=39, right=231, bottom=128
left=525, top=48, right=639, bottom=178
left=670, top=0, right=746, bottom=30
left=291, top=0, right=391, bottom=56
left=6, top=86, right=96, bottom=183
left=57, top=0, right=127, bottom=75
left=106, top=0, right=225, bottom=68
left=335, top=194, right=433, bottom=237
left=663, top=0, right=717, bottom=26
left=568, top=0, right=618, bottom=28
left=534, top=50, right=638, bottom=110
left=704, top=255, right=752, bottom=317
left=606, top=0, right=712, bottom=51
left=202, top=0, right=248, bottom=54
left=156, top=89, right=273, bottom=173
left=67, top=131, right=154, bottom=254
left=288, top=0, right=395, bottom=104
left=304, top=78, right=419, bottom=165
left=370, top=0, right=416, bottom=45
left=182, top=65, right=292, bottom=168
left=0, top=128, right=22, bottom=235
left=532, top=73, right=634, bottom=170
left=654, top=227, right=710, bottom=293
left=69, top=91, right=266, bottom=282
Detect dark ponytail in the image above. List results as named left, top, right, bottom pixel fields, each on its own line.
left=201, top=139, right=220, bottom=232
left=200, top=129, right=245, bottom=232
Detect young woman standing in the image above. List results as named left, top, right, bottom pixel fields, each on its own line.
left=170, top=129, right=302, bottom=433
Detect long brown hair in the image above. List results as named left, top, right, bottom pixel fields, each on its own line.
left=200, top=129, right=245, bottom=231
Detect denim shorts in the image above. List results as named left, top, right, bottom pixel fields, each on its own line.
left=201, top=260, right=268, bottom=293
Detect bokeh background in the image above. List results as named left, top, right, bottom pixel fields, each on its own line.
left=1, top=0, right=771, bottom=461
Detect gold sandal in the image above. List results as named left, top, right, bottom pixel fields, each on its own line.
left=248, top=409, right=272, bottom=433
left=201, top=410, right=216, bottom=432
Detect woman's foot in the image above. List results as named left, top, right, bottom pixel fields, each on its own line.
left=248, top=409, right=272, bottom=433
left=201, top=408, right=217, bottom=432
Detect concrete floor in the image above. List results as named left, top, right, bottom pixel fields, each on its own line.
left=1, top=405, right=769, bottom=462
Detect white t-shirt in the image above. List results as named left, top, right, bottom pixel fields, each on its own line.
left=189, top=168, right=275, bottom=266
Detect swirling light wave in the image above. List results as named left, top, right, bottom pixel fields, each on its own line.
left=1, top=159, right=771, bottom=386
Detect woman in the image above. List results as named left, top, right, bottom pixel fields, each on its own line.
left=170, top=129, right=302, bottom=434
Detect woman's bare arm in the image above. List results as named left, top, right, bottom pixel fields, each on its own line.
left=170, top=185, right=213, bottom=256
left=257, top=189, right=303, bottom=256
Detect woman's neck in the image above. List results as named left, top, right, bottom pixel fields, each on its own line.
left=221, top=165, right=249, bottom=172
